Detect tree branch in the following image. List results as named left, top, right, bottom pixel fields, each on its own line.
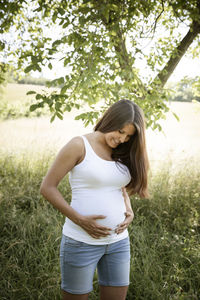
left=153, top=21, right=200, bottom=87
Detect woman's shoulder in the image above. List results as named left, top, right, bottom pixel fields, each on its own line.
left=64, top=136, right=85, bottom=152
left=56, top=136, right=86, bottom=166
left=70, top=135, right=84, bottom=145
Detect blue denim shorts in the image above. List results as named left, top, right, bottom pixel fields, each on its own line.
left=60, top=235, right=130, bottom=294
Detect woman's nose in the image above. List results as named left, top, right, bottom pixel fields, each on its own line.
left=120, top=135, right=126, bottom=143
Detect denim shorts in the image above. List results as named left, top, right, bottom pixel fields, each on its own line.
left=60, top=235, right=130, bottom=294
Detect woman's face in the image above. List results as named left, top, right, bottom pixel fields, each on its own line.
left=105, top=123, right=136, bottom=148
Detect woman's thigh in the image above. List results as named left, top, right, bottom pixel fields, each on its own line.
left=60, top=235, right=104, bottom=295
left=97, top=237, right=130, bottom=287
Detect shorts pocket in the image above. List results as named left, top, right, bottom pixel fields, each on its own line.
left=64, top=236, right=83, bottom=247
left=62, top=236, right=85, bottom=266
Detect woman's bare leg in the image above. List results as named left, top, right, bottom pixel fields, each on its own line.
left=99, top=285, right=128, bottom=300
left=62, top=290, right=89, bottom=300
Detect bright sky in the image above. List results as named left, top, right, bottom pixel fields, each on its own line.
left=168, top=56, right=200, bottom=82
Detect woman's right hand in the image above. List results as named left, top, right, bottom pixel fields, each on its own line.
left=78, top=215, right=112, bottom=239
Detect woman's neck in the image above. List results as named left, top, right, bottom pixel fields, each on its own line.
left=93, top=131, right=112, bottom=153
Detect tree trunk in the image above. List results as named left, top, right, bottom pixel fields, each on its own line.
left=154, top=21, right=200, bottom=87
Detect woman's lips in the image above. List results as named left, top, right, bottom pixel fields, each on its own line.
left=113, top=139, right=120, bottom=146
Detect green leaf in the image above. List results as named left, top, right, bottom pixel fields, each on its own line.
left=31, top=56, right=38, bottom=64
left=24, top=65, right=34, bottom=73
left=59, top=19, right=65, bottom=26
left=38, top=102, right=44, bottom=108
left=26, top=91, right=36, bottom=95
left=75, top=104, right=80, bottom=109
left=52, top=39, right=62, bottom=48
left=58, top=8, right=65, bottom=16
left=61, top=85, right=68, bottom=94
left=172, top=112, right=180, bottom=121
left=104, top=7, right=110, bottom=23
left=35, top=64, right=42, bottom=72
left=29, top=104, right=38, bottom=112
left=48, top=63, right=53, bottom=70
left=36, top=94, right=43, bottom=100
left=50, top=114, right=56, bottom=123
left=56, top=112, right=63, bottom=120
left=0, top=41, right=5, bottom=51
left=63, top=21, right=69, bottom=28
left=64, top=58, right=70, bottom=66
left=57, top=77, right=65, bottom=85
left=55, top=102, right=61, bottom=111
left=52, top=12, right=57, bottom=23
left=33, top=6, right=42, bottom=12
left=75, top=113, right=86, bottom=120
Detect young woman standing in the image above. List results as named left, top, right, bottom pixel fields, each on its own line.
left=40, top=99, right=149, bottom=300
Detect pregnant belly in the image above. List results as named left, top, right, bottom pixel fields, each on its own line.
left=71, top=192, right=126, bottom=230
left=95, top=209, right=126, bottom=230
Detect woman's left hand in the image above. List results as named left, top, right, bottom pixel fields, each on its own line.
left=115, top=210, right=134, bottom=234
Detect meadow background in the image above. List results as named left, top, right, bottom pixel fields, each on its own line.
left=0, top=83, right=200, bottom=299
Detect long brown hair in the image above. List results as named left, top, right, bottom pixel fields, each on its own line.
left=94, top=99, right=149, bottom=198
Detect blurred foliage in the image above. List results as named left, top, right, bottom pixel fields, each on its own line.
left=167, top=76, right=200, bottom=102
left=0, top=99, right=49, bottom=120
left=192, top=77, right=200, bottom=99
left=0, top=64, right=47, bottom=86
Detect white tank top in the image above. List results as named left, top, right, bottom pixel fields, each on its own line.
left=62, top=135, right=131, bottom=245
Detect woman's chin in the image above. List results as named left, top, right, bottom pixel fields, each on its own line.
left=111, top=140, right=119, bottom=148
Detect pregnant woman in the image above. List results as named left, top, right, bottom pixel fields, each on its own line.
left=40, top=99, right=149, bottom=300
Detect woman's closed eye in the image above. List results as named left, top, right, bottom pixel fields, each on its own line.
left=119, top=130, right=124, bottom=134
left=119, top=130, right=131, bottom=141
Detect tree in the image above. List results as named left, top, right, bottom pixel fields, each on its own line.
left=0, top=0, right=26, bottom=82
left=167, top=76, right=200, bottom=102
left=1, top=0, right=200, bottom=129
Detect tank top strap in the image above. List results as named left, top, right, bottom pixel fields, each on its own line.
left=81, top=135, right=94, bottom=158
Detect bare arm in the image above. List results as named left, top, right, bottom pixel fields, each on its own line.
left=115, top=187, right=134, bottom=234
left=40, top=137, right=111, bottom=238
left=122, top=187, right=134, bottom=215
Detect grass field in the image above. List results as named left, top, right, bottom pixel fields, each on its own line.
left=1, top=83, right=200, bottom=162
left=0, top=83, right=200, bottom=299
left=0, top=152, right=199, bottom=300
left=0, top=83, right=51, bottom=103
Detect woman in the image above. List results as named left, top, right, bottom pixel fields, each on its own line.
left=40, top=99, right=149, bottom=300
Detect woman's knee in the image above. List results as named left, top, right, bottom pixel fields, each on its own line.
left=62, top=289, right=89, bottom=300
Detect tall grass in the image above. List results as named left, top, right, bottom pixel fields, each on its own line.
left=0, top=83, right=51, bottom=119
left=0, top=99, right=49, bottom=120
left=0, top=153, right=199, bottom=299
left=128, top=161, right=200, bottom=300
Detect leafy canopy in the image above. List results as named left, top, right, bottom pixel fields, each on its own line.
left=1, top=0, right=200, bottom=129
